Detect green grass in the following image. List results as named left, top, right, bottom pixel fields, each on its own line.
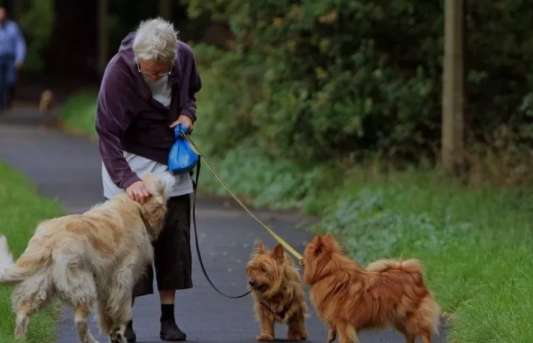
left=58, top=90, right=98, bottom=139
left=0, top=163, right=63, bottom=343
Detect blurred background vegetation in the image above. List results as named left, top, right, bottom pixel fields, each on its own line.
left=6, top=0, right=532, bottom=183
left=188, top=0, right=533, bottom=179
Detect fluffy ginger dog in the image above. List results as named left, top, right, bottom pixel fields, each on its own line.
left=0, top=173, right=170, bottom=343
left=246, top=242, right=307, bottom=341
left=303, top=234, right=440, bottom=343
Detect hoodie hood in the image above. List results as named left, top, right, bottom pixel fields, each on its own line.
left=118, top=32, right=137, bottom=72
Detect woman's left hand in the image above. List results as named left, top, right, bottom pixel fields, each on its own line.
left=170, top=115, right=193, bottom=132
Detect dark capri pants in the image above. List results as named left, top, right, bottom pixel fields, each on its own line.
left=134, top=194, right=193, bottom=296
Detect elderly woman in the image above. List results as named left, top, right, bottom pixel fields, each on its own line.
left=96, top=18, right=201, bottom=342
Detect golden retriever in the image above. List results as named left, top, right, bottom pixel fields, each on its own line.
left=0, top=173, right=170, bottom=343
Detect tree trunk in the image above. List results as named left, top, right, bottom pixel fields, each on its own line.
left=442, top=0, right=465, bottom=174
left=97, top=0, right=109, bottom=75
left=159, top=0, right=172, bottom=19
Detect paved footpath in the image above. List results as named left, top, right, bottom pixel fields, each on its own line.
left=0, top=107, right=446, bottom=343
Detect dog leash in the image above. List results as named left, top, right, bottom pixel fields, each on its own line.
left=191, top=159, right=251, bottom=299
left=186, top=136, right=303, bottom=262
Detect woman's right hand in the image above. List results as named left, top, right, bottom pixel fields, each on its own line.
left=126, top=181, right=152, bottom=203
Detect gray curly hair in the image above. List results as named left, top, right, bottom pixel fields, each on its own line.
left=133, top=18, right=178, bottom=64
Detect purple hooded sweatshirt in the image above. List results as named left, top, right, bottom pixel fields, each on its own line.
left=96, top=32, right=202, bottom=190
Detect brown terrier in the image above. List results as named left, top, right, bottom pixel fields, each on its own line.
left=246, top=241, right=307, bottom=341
left=303, top=234, right=440, bottom=343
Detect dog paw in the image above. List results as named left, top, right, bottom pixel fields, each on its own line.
left=109, top=330, right=126, bottom=343
left=288, top=333, right=307, bottom=341
left=288, top=335, right=307, bottom=341
left=256, top=333, right=274, bottom=341
left=327, top=329, right=337, bottom=343
left=14, top=314, right=29, bottom=339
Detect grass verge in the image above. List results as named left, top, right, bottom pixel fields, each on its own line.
left=0, top=163, right=63, bottom=343
left=57, top=90, right=98, bottom=139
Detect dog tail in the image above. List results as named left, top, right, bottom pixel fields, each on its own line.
left=366, top=258, right=426, bottom=287
left=0, top=235, right=18, bottom=282
left=366, top=258, right=423, bottom=273
left=0, top=235, right=14, bottom=267
left=0, top=235, right=49, bottom=284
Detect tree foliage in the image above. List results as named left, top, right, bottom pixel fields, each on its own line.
left=18, top=0, right=54, bottom=71
left=188, top=0, right=533, bottom=163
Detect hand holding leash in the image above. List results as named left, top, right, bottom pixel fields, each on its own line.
left=169, top=115, right=193, bottom=133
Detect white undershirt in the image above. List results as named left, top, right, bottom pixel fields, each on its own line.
left=146, top=74, right=172, bottom=107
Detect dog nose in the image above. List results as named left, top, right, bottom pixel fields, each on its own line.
left=248, top=280, right=256, bottom=287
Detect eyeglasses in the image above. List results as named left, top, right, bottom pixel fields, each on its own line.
left=137, top=63, right=172, bottom=80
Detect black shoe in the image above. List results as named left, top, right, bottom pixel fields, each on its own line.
left=124, top=320, right=136, bottom=343
left=160, top=319, right=186, bottom=341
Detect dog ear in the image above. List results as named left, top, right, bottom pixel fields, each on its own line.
left=255, top=241, right=266, bottom=254
left=272, top=243, right=285, bottom=262
left=141, top=197, right=167, bottom=236
left=309, top=235, right=321, bottom=246
left=321, top=234, right=340, bottom=253
left=142, top=173, right=166, bottom=197
left=309, top=235, right=323, bottom=256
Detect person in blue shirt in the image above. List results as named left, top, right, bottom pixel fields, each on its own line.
left=0, top=6, right=26, bottom=111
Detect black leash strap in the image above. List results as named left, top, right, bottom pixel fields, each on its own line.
left=191, top=158, right=251, bottom=299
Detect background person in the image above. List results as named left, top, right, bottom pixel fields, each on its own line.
left=0, top=5, right=26, bottom=111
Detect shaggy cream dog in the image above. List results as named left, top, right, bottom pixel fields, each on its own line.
left=0, top=173, right=170, bottom=343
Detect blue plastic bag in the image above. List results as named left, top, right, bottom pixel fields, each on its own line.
left=168, top=124, right=199, bottom=174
